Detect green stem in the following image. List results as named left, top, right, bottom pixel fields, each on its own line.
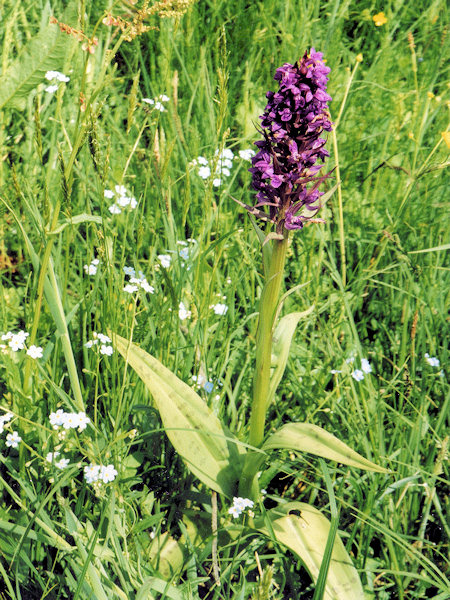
left=239, top=231, right=289, bottom=498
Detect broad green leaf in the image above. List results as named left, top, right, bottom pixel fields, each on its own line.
left=263, top=423, right=387, bottom=472
left=137, top=578, right=183, bottom=600
left=0, top=6, right=76, bottom=111
left=113, top=333, right=245, bottom=496
left=147, top=531, right=185, bottom=579
left=268, top=309, right=314, bottom=408
left=257, top=502, right=364, bottom=600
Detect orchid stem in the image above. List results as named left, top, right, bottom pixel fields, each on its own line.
left=240, top=231, right=289, bottom=497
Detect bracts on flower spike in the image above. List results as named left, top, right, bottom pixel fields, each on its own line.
left=246, top=48, right=333, bottom=233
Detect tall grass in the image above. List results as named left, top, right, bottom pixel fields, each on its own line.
left=0, top=0, right=448, bottom=598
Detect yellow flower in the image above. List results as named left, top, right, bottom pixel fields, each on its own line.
left=441, top=132, right=450, bottom=149
left=373, top=12, right=388, bottom=27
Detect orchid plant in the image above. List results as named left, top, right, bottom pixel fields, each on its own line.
left=112, top=49, right=386, bottom=599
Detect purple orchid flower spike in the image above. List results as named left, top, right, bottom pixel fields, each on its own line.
left=247, top=48, right=333, bottom=232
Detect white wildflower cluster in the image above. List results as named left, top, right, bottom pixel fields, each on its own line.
left=331, top=356, right=373, bottom=380
left=44, top=70, right=70, bottom=93
left=105, top=185, right=138, bottom=215
left=228, top=497, right=254, bottom=519
left=84, top=332, right=114, bottom=355
left=158, top=254, right=172, bottom=268
left=123, top=266, right=155, bottom=295
left=1, top=330, right=29, bottom=352
left=1, top=331, right=43, bottom=359
left=0, top=412, right=13, bottom=435
left=424, top=353, right=440, bottom=368
left=46, top=451, right=70, bottom=470
left=0, top=412, right=21, bottom=448
left=211, top=302, right=228, bottom=316
left=49, top=409, right=90, bottom=432
left=192, top=374, right=214, bottom=394
left=178, top=302, right=191, bottom=321
left=238, top=148, right=256, bottom=161
left=191, top=148, right=255, bottom=187
left=351, top=358, right=372, bottom=382
left=84, top=463, right=118, bottom=484
left=142, top=94, right=170, bottom=111
left=84, top=258, right=100, bottom=276
left=156, top=239, right=198, bottom=272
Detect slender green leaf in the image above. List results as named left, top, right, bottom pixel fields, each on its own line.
left=257, top=502, right=364, bottom=600
left=112, top=333, right=245, bottom=496
left=49, top=213, right=103, bottom=235
left=263, top=423, right=387, bottom=472
left=268, top=309, right=314, bottom=408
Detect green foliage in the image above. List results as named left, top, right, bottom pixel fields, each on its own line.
left=112, top=332, right=245, bottom=497
left=0, top=0, right=448, bottom=598
left=257, top=502, right=365, bottom=600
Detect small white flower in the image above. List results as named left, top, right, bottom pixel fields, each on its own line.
left=212, top=178, right=222, bottom=187
left=424, top=353, right=440, bottom=367
left=220, top=148, right=234, bottom=160
left=139, top=280, right=155, bottom=294
left=158, top=254, right=172, bottom=268
left=212, top=303, right=228, bottom=316
left=55, top=458, right=70, bottom=469
left=234, top=497, right=254, bottom=510
left=100, top=464, right=118, bottom=483
left=100, top=344, right=114, bottom=356
left=123, top=284, right=139, bottom=294
left=62, top=413, right=79, bottom=429
left=115, top=185, right=127, bottom=196
left=45, top=71, right=69, bottom=83
left=154, top=101, right=166, bottom=112
left=178, top=302, right=191, bottom=320
left=351, top=369, right=365, bottom=382
left=77, top=412, right=90, bottom=431
left=220, top=158, right=233, bottom=170
left=198, top=166, right=211, bottom=179
left=49, top=409, right=65, bottom=428
left=46, top=451, right=60, bottom=463
left=129, top=196, right=138, bottom=209
left=228, top=505, right=241, bottom=518
left=196, top=156, right=208, bottom=166
left=108, top=204, right=122, bottom=214
left=345, top=356, right=355, bottom=364
left=44, top=84, right=59, bottom=94
left=228, top=496, right=254, bottom=518
left=361, top=358, right=372, bottom=374
left=45, top=71, right=59, bottom=81
left=84, top=263, right=98, bottom=275
left=238, top=149, right=255, bottom=161
left=159, top=94, right=170, bottom=102
left=84, top=464, right=101, bottom=484
left=220, top=167, right=231, bottom=177
left=84, top=340, right=94, bottom=348
left=27, top=345, right=43, bottom=359
left=142, top=98, right=154, bottom=105
left=330, top=369, right=342, bottom=374
left=179, top=247, right=190, bottom=261
left=116, top=195, right=131, bottom=207
left=6, top=431, right=21, bottom=448
left=1, top=413, right=13, bottom=423
left=123, top=266, right=136, bottom=277
left=104, top=189, right=115, bottom=199
left=96, top=333, right=111, bottom=344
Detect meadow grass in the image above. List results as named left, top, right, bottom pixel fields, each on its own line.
left=0, top=0, right=449, bottom=598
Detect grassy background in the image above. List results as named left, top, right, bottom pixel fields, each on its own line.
left=0, top=0, right=449, bottom=598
